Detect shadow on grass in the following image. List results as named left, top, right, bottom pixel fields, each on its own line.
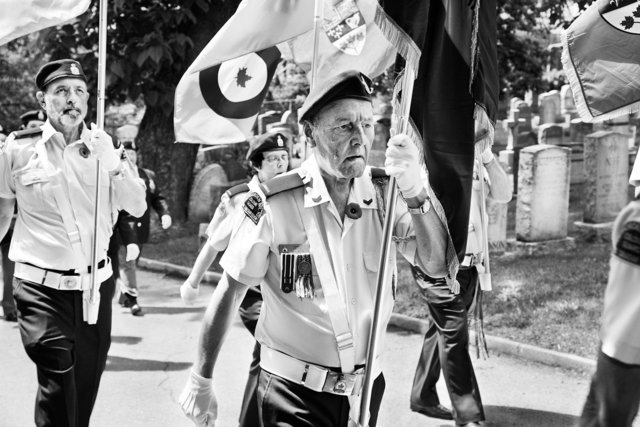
left=111, top=335, right=143, bottom=345
left=105, top=355, right=191, bottom=372
left=484, top=405, right=578, bottom=426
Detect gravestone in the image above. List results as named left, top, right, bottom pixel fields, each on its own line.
left=509, top=97, right=523, bottom=117
left=539, top=91, right=561, bottom=124
left=569, top=119, right=594, bottom=143
left=257, top=111, right=280, bottom=134
left=516, top=145, right=571, bottom=242
left=188, top=164, right=229, bottom=223
left=538, top=124, right=563, bottom=145
left=516, top=102, right=532, bottom=132
left=582, top=131, right=629, bottom=223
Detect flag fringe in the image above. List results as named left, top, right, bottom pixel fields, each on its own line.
left=373, top=3, right=420, bottom=76
left=561, top=28, right=640, bottom=123
left=469, top=0, right=481, bottom=93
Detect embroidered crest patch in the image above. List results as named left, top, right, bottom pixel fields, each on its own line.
left=615, top=221, right=640, bottom=265
left=243, top=192, right=264, bottom=225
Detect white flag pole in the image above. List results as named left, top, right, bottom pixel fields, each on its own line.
left=86, top=0, right=108, bottom=323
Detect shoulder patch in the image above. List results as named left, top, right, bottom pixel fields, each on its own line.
left=614, top=221, right=640, bottom=265
left=225, top=183, right=250, bottom=199
left=243, top=191, right=265, bottom=225
left=12, top=127, right=43, bottom=140
left=259, top=172, right=304, bottom=198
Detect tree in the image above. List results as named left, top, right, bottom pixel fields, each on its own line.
left=39, top=0, right=242, bottom=221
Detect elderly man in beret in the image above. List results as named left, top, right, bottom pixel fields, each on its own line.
left=180, top=130, right=290, bottom=427
left=0, top=59, right=146, bottom=427
left=179, top=70, right=453, bottom=427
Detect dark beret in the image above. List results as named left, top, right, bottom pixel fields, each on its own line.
left=36, top=59, right=87, bottom=91
left=20, top=110, right=47, bottom=126
left=246, top=131, right=288, bottom=163
left=299, top=70, right=373, bottom=123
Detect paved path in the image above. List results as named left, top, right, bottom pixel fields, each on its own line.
left=1, top=269, right=636, bottom=426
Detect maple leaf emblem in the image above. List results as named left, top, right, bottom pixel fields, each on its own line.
left=235, top=67, right=252, bottom=88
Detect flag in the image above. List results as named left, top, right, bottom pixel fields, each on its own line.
left=174, top=0, right=410, bottom=145
left=562, top=0, right=640, bottom=122
left=381, top=0, right=499, bottom=261
left=174, top=47, right=281, bottom=145
left=0, top=0, right=90, bottom=46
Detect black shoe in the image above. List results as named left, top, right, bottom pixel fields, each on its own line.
left=4, top=312, right=17, bottom=322
left=130, top=303, right=142, bottom=316
left=413, top=404, right=454, bottom=420
left=120, top=293, right=137, bottom=308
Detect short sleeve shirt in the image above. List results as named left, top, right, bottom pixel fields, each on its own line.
left=600, top=199, right=640, bottom=364
left=0, top=121, right=118, bottom=271
left=220, top=155, right=419, bottom=369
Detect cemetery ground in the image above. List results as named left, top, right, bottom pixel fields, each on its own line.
left=144, top=185, right=617, bottom=362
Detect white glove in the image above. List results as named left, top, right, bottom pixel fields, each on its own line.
left=180, top=280, right=199, bottom=305
left=481, top=148, right=494, bottom=165
left=161, top=215, right=172, bottom=230
left=89, top=123, right=120, bottom=172
left=179, top=369, right=218, bottom=427
left=385, top=134, right=424, bottom=198
left=125, top=244, right=140, bottom=262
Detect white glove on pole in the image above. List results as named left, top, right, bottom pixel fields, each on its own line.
left=179, top=369, right=218, bottom=427
left=180, top=280, right=199, bottom=305
left=161, top=214, right=172, bottom=230
left=384, top=134, right=424, bottom=198
left=89, top=123, right=120, bottom=172
left=125, top=244, right=140, bottom=262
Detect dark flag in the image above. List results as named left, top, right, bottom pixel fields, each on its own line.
left=382, top=0, right=499, bottom=261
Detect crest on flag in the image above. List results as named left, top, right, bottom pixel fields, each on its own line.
left=600, top=0, right=640, bottom=34
left=322, top=0, right=366, bottom=56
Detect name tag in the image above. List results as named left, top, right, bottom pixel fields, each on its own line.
left=20, top=169, right=50, bottom=186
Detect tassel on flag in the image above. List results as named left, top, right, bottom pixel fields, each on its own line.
left=0, top=0, right=90, bottom=46
left=562, top=0, right=640, bottom=122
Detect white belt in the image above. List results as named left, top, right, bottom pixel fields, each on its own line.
left=260, top=346, right=365, bottom=396
left=14, top=261, right=112, bottom=291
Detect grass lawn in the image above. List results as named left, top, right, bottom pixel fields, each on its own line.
left=143, top=213, right=611, bottom=360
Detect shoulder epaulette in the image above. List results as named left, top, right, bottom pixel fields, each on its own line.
left=225, top=183, right=250, bottom=199
left=12, top=127, right=43, bottom=140
left=259, top=172, right=304, bottom=198
left=370, top=167, right=388, bottom=179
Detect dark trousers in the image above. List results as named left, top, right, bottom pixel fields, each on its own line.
left=258, top=370, right=385, bottom=427
left=579, top=349, right=640, bottom=427
left=411, top=267, right=484, bottom=424
left=238, top=287, right=263, bottom=427
left=1, top=228, right=16, bottom=316
left=13, top=277, right=115, bottom=427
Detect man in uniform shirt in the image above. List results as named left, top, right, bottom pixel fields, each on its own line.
left=410, top=124, right=512, bottom=427
left=578, top=154, right=640, bottom=427
left=1, top=110, right=49, bottom=322
left=179, top=70, right=454, bottom=427
left=0, top=59, right=146, bottom=427
left=180, top=130, right=290, bottom=427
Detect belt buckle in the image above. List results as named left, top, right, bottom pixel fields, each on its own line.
left=60, top=275, right=80, bottom=290
left=323, top=372, right=356, bottom=395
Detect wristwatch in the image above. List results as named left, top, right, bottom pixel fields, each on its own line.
left=407, top=197, right=431, bottom=215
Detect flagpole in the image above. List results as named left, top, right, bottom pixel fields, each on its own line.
left=359, top=68, right=416, bottom=427
left=88, top=0, right=108, bottom=321
left=310, top=0, right=324, bottom=89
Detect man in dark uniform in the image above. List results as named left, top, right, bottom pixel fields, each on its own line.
left=1, top=110, right=49, bottom=322
left=0, top=59, right=146, bottom=427
left=117, top=136, right=171, bottom=315
left=180, top=70, right=455, bottom=427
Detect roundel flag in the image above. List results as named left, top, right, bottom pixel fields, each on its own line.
left=175, top=46, right=281, bottom=145
left=562, top=0, right=640, bottom=122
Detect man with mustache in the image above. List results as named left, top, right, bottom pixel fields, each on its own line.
left=180, top=70, right=454, bottom=427
left=0, top=59, right=146, bottom=427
